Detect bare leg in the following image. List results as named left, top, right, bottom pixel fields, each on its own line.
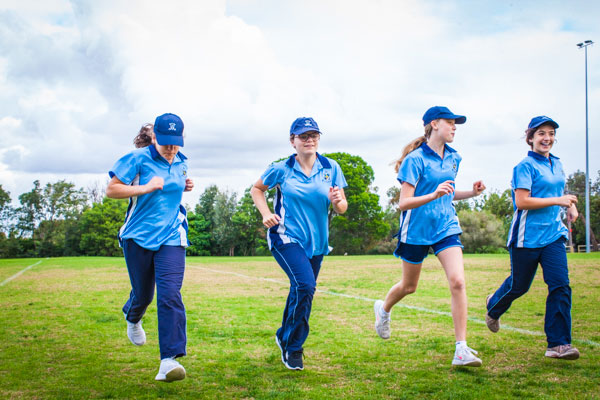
left=437, top=247, right=467, bottom=341
left=382, top=261, right=422, bottom=312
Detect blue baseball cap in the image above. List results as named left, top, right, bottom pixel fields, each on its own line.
left=290, top=117, right=321, bottom=135
left=154, top=113, right=184, bottom=146
left=528, top=116, right=559, bottom=130
left=422, top=106, right=466, bottom=126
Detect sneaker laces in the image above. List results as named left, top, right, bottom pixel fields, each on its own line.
left=457, top=345, right=478, bottom=356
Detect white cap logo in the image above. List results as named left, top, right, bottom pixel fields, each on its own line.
left=304, top=120, right=312, bottom=126
left=169, top=123, right=177, bottom=131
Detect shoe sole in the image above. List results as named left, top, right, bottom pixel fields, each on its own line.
left=545, top=352, right=580, bottom=360
left=283, top=361, right=303, bottom=371
left=155, top=366, right=186, bottom=382
left=275, top=335, right=286, bottom=365
left=452, top=359, right=482, bottom=367
left=374, top=300, right=390, bottom=340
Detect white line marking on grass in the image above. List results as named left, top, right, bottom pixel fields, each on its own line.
left=189, top=265, right=600, bottom=347
left=0, top=260, right=44, bottom=287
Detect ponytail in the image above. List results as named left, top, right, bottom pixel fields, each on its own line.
left=133, top=123, right=154, bottom=148
left=393, top=123, right=433, bottom=172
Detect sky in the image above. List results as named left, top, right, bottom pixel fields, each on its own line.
left=1, top=0, right=599, bottom=208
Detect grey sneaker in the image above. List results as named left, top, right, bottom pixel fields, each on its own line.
left=545, top=344, right=580, bottom=360
left=284, top=350, right=304, bottom=370
left=275, top=335, right=286, bottom=365
left=452, top=345, right=482, bottom=367
left=485, top=295, right=500, bottom=333
left=125, top=314, right=146, bottom=346
left=374, top=300, right=391, bottom=339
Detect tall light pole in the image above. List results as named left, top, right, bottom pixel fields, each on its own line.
left=577, top=40, right=593, bottom=253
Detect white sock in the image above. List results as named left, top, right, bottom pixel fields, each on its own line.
left=379, top=306, right=390, bottom=318
left=456, top=341, right=467, bottom=349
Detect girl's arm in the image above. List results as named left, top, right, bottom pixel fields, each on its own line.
left=250, top=179, right=281, bottom=228
left=454, top=180, right=486, bottom=201
left=514, top=189, right=578, bottom=210
left=105, top=176, right=164, bottom=199
left=398, top=180, right=455, bottom=211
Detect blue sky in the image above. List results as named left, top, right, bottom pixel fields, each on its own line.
left=1, top=0, right=598, bottom=207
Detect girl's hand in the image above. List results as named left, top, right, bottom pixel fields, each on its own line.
left=145, top=176, right=164, bottom=193
left=184, top=178, right=194, bottom=192
left=567, top=205, right=579, bottom=223
left=472, top=180, right=486, bottom=196
left=328, top=186, right=343, bottom=204
left=262, top=213, right=281, bottom=228
left=433, top=180, right=455, bottom=199
left=557, top=194, right=578, bottom=208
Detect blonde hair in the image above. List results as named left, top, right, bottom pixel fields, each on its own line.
left=393, top=123, right=433, bottom=172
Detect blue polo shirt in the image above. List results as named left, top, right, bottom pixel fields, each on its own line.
left=261, top=153, right=347, bottom=258
left=109, top=145, right=189, bottom=251
left=396, top=143, right=462, bottom=245
left=507, top=151, right=568, bottom=248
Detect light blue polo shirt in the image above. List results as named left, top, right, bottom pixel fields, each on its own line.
left=396, top=143, right=462, bottom=245
left=507, top=151, right=568, bottom=248
left=109, top=145, right=189, bottom=251
left=262, top=153, right=347, bottom=258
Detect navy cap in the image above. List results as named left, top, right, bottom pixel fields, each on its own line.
left=290, top=117, right=321, bottom=135
left=154, top=113, right=184, bottom=147
left=528, top=116, right=559, bottom=130
left=422, top=106, right=466, bottom=126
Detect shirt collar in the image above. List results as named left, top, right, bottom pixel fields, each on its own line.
left=420, top=143, right=457, bottom=158
left=148, top=144, right=187, bottom=161
left=527, top=150, right=559, bottom=161
left=285, top=152, right=331, bottom=169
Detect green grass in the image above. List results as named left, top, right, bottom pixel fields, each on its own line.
left=1, top=254, right=599, bottom=399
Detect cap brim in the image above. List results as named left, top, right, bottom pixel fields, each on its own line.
left=155, top=134, right=184, bottom=147
left=451, top=115, right=466, bottom=124
left=292, top=127, right=322, bottom=135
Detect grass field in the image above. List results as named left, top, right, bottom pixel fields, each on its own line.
left=1, top=254, right=599, bottom=399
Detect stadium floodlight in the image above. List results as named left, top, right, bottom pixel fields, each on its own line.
left=576, top=40, right=594, bottom=253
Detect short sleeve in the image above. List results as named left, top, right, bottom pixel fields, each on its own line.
left=331, top=160, right=348, bottom=188
left=261, top=161, right=286, bottom=189
left=512, top=161, right=533, bottom=191
left=397, top=152, right=423, bottom=186
left=109, top=151, right=140, bottom=185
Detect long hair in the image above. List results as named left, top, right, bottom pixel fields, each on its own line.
left=393, top=123, right=433, bottom=173
left=133, top=123, right=154, bottom=148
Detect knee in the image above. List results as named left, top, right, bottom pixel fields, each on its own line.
left=448, top=278, right=465, bottom=293
left=294, top=279, right=316, bottom=295
left=402, top=282, right=418, bottom=295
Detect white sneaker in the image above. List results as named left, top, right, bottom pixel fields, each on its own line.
left=374, top=300, right=391, bottom=339
left=125, top=314, right=146, bottom=346
left=155, top=357, right=186, bottom=382
left=452, top=345, right=482, bottom=367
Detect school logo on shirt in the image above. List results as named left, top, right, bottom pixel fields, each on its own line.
left=183, top=169, right=187, bottom=176
left=323, top=171, right=331, bottom=182
left=452, top=161, right=457, bottom=172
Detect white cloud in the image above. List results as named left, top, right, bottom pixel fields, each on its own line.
left=0, top=0, right=598, bottom=209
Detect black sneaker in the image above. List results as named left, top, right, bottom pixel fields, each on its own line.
left=275, top=335, right=286, bottom=365
left=285, top=350, right=304, bottom=370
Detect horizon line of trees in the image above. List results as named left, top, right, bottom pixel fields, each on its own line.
left=1, top=155, right=598, bottom=259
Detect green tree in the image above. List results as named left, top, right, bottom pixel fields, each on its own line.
left=186, top=209, right=212, bottom=256
left=324, top=152, right=389, bottom=254
left=16, top=180, right=45, bottom=238
left=458, top=210, right=506, bottom=253
left=480, top=189, right=513, bottom=239
left=566, top=170, right=600, bottom=249
left=231, top=187, right=267, bottom=256
left=0, top=185, right=12, bottom=237
left=79, top=198, right=129, bottom=256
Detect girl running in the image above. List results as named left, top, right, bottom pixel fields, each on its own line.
left=485, top=115, right=580, bottom=360
left=374, top=106, right=485, bottom=367
left=106, top=113, right=194, bottom=381
left=251, top=117, right=348, bottom=370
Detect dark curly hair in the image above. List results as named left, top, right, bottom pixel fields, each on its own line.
left=133, top=123, right=153, bottom=148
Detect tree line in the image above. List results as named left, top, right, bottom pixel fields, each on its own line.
left=1, top=154, right=598, bottom=258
